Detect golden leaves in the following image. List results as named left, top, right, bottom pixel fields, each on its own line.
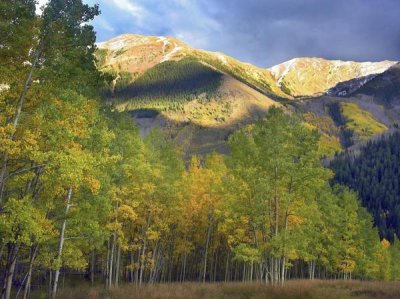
left=288, top=215, right=304, bottom=226
left=84, top=176, right=101, bottom=194
left=381, top=239, right=391, bottom=250
left=118, top=204, right=138, bottom=222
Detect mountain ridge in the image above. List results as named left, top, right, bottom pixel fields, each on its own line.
left=97, top=34, right=397, bottom=99
left=96, top=33, right=399, bottom=156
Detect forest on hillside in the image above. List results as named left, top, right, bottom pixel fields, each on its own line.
left=1, top=1, right=399, bottom=299
left=107, top=58, right=223, bottom=113
left=331, top=132, right=400, bottom=241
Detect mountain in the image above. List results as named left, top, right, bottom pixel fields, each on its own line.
left=354, top=63, right=400, bottom=119
left=96, top=34, right=399, bottom=155
left=268, top=57, right=395, bottom=97
left=96, top=34, right=284, bottom=155
left=301, top=63, right=400, bottom=146
left=97, top=34, right=396, bottom=100
left=96, top=34, right=287, bottom=99
left=327, top=64, right=400, bottom=240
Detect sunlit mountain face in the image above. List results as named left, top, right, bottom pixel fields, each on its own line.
left=96, top=34, right=398, bottom=156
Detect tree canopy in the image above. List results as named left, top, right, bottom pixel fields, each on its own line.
left=0, top=2, right=398, bottom=298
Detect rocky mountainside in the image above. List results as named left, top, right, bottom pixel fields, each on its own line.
left=268, top=57, right=395, bottom=97
left=96, top=34, right=286, bottom=99
left=301, top=63, right=400, bottom=144
left=97, top=34, right=395, bottom=99
left=96, top=34, right=399, bottom=156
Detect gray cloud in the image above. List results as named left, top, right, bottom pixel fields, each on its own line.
left=90, top=0, right=400, bottom=67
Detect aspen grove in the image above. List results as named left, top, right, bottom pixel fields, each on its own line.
left=1, top=1, right=400, bottom=299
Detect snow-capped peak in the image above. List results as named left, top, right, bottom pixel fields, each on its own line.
left=96, top=34, right=151, bottom=50
left=270, top=58, right=299, bottom=87
left=157, top=36, right=170, bottom=53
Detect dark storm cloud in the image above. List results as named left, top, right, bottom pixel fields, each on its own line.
left=89, top=0, right=400, bottom=67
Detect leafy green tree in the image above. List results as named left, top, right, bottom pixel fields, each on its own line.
left=228, top=107, right=332, bottom=284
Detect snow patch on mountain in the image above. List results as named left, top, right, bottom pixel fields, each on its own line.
left=97, top=35, right=151, bottom=50
left=217, top=54, right=228, bottom=64
left=359, top=61, right=394, bottom=76
left=327, top=74, right=378, bottom=96
left=97, top=39, right=126, bottom=50
left=158, top=36, right=170, bottom=53
left=271, top=58, right=297, bottom=87
left=327, top=60, right=397, bottom=96
left=161, top=43, right=182, bottom=63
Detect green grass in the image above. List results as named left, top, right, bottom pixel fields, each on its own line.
left=340, top=102, right=387, bottom=141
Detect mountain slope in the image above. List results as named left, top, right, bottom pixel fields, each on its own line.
left=96, top=34, right=399, bottom=155
left=330, top=131, right=400, bottom=240
left=96, top=34, right=286, bottom=156
left=268, top=57, right=395, bottom=97
left=97, top=34, right=396, bottom=100
left=96, top=34, right=287, bottom=100
left=300, top=64, right=400, bottom=148
left=96, top=35, right=284, bottom=133
left=355, top=63, right=400, bottom=107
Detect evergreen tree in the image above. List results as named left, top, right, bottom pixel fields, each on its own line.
left=331, top=132, right=400, bottom=241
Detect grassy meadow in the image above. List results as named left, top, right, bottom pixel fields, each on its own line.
left=32, top=280, right=400, bottom=299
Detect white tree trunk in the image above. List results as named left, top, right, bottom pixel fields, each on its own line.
left=0, top=49, right=41, bottom=203
left=115, top=243, right=121, bottom=287
left=51, top=187, right=72, bottom=299
left=108, top=231, right=116, bottom=289
left=202, top=219, right=212, bottom=283
left=23, top=244, right=39, bottom=299
left=2, top=244, right=20, bottom=299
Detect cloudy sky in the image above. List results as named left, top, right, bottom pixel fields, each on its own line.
left=37, top=0, right=400, bottom=67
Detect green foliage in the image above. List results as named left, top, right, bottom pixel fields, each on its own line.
left=331, top=132, right=400, bottom=241
left=0, top=0, right=36, bottom=70
left=0, top=197, right=53, bottom=245
left=1, top=2, right=398, bottom=296
left=303, top=112, right=342, bottom=157
left=95, top=48, right=109, bottom=68
left=38, top=0, right=102, bottom=96
left=233, top=244, right=261, bottom=263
